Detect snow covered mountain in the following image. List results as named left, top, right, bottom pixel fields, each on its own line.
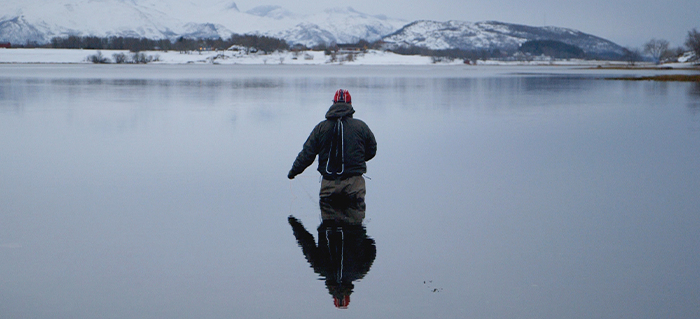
left=0, top=0, right=405, bottom=46
left=269, top=7, right=404, bottom=47
left=382, top=20, right=626, bottom=57
left=0, top=0, right=624, bottom=57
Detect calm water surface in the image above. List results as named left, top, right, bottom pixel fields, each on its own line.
left=1, top=64, right=699, bottom=318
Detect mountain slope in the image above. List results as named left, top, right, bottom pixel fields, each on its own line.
left=0, top=16, right=46, bottom=44
left=268, top=7, right=406, bottom=47
left=382, top=20, right=625, bottom=57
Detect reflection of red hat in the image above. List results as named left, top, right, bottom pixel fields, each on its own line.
left=333, top=89, right=351, bottom=104
left=334, top=295, right=351, bottom=309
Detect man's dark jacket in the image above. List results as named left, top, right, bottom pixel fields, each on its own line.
left=288, top=216, right=377, bottom=287
left=289, top=103, right=376, bottom=179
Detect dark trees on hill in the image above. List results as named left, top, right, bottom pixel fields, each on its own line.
left=227, top=34, right=289, bottom=53
left=388, top=45, right=509, bottom=61
left=48, top=34, right=289, bottom=53
left=518, top=40, right=586, bottom=59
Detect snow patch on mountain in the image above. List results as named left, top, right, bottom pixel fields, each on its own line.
left=270, top=23, right=336, bottom=47
left=0, top=16, right=47, bottom=44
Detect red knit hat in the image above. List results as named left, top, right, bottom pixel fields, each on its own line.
left=333, top=89, right=351, bottom=104
left=334, top=295, right=350, bottom=309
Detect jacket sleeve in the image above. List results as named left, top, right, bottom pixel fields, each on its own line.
left=288, top=216, right=320, bottom=269
left=289, top=124, right=321, bottom=177
left=364, top=125, right=377, bottom=161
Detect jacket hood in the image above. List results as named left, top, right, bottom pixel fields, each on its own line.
left=325, top=103, right=355, bottom=119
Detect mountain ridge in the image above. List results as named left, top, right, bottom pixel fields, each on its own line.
left=0, top=1, right=624, bottom=57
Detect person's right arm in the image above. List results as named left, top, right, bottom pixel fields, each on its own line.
left=288, top=123, right=321, bottom=179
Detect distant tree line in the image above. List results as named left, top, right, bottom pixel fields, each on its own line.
left=518, top=40, right=586, bottom=59
left=87, top=50, right=159, bottom=64
left=45, top=34, right=289, bottom=53
left=226, top=34, right=289, bottom=52
left=387, top=45, right=510, bottom=62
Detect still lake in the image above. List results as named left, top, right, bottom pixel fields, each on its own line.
left=1, top=64, right=699, bottom=318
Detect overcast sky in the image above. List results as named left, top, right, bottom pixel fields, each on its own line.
left=234, top=0, right=699, bottom=48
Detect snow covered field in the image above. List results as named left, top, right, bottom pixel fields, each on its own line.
left=0, top=48, right=438, bottom=65
left=0, top=48, right=623, bottom=66
left=0, top=48, right=696, bottom=68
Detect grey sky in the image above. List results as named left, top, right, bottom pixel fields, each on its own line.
left=235, top=0, right=699, bottom=48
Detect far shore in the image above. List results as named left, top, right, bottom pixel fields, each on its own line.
left=606, top=74, right=700, bottom=82
left=1, top=48, right=699, bottom=82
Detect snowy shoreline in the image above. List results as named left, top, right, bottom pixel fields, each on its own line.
left=0, top=48, right=696, bottom=69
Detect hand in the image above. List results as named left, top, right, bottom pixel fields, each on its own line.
left=288, top=215, right=302, bottom=227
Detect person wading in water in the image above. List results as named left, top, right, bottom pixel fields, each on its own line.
left=288, top=89, right=377, bottom=205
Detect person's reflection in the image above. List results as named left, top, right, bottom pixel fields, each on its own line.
left=288, top=195, right=376, bottom=309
